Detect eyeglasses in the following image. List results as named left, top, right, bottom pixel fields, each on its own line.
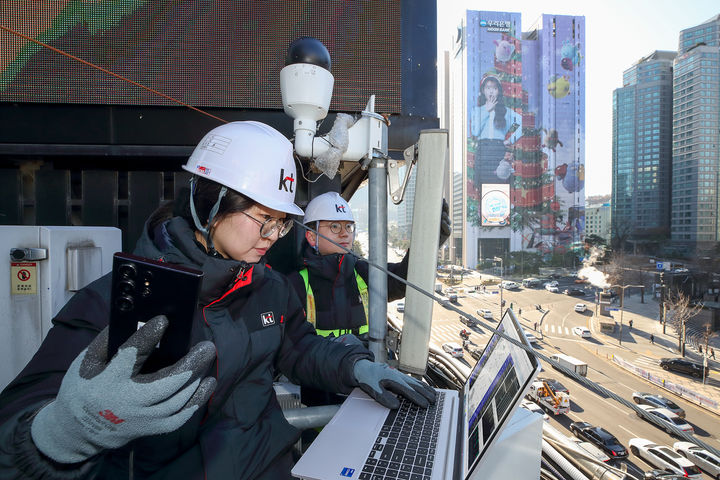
left=241, top=211, right=293, bottom=239
left=320, top=222, right=356, bottom=235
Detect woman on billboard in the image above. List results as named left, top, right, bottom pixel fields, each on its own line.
left=471, top=74, right=521, bottom=145
left=470, top=74, right=522, bottom=189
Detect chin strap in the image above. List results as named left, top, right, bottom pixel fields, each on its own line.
left=313, top=221, right=320, bottom=254
left=189, top=176, right=227, bottom=256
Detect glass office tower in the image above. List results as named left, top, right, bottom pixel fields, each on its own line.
left=671, top=15, right=720, bottom=249
left=612, top=51, right=675, bottom=250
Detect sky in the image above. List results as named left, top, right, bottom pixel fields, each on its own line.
left=437, top=0, right=720, bottom=196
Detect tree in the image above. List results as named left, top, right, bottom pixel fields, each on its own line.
left=584, top=234, right=607, bottom=247
left=665, top=291, right=703, bottom=356
left=605, top=252, right=627, bottom=287
left=352, top=240, right=365, bottom=257
left=611, top=216, right=633, bottom=253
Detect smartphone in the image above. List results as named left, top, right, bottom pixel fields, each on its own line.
left=108, top=252, right=204, bottom=372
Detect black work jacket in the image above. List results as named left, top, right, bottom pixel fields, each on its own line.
left=287, top=245, right=409, bottom=334
left=0, top=217, right=371, bottom=479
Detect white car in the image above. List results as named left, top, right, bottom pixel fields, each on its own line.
left=476, top=309, right=494, bottom=320
left=574, top=303, right=587, bottom=313
left=396, top=302, right=404, bottom=313
left=636, top=405, right=694, bottom=434
left=628, top=438, right=702, bottom=479
left=545, top=283, right=559, bottom=293
left=632, top=392, right=685, bottom=418
left=572, top=326, right=591, bottom=338
left=500, top=281, right=519, bottom=290
left=442, top=342, right=464, bottom=358
left=520, top=399, right=549, bottom=422
left=673, top=441, right=720, bottom=479
left=522, top=328, right=538, bottom=344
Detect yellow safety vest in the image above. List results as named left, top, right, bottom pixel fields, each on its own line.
left=298, top=268, right=369, bottom=337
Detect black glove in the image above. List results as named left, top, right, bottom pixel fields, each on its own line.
left=439, top=199, right=451, bottom=246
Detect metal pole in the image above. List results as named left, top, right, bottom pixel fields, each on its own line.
left=500, top=260, right=504, bottom=318
left=660, top=278, right=666, bottom=334
left=619, top=287, right=624, bottom=346
left=368, top=154, right=388, bottom=364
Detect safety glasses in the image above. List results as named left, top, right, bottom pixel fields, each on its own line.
left=321, top=222, right=356, bottom=235
left=241, top=211, right=293, bottom=239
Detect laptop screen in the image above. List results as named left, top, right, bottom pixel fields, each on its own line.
left=463, top=310, right=539, bottom=477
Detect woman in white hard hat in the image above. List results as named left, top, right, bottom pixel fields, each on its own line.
left=0, top=121, right=435, bottom=479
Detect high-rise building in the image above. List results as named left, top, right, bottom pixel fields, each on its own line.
left=611, top=51, right=675, bottom=250
left=446, top=11, right=585, bottom=269
left=585, top=202, right=611, bottom=241
left=670, top=15, right=720, bottom=250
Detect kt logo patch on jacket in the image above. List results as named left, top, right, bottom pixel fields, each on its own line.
left=261, top=312, right=275, bottom=327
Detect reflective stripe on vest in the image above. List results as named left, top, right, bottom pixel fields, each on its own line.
left=298, top=268, right=369, bottom=337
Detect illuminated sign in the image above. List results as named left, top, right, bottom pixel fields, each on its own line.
left=478, top=19, right=511, bottom=32
left=481, top=184, right=510, bottom=226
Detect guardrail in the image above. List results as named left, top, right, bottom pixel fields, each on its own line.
left=611, top=354, right=720, bottom=414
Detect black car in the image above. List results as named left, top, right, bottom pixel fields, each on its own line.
left=659, top=358, right=708, bottom=379
left=569, top=422, right=628, bottom=460
left=537, top=377, right=569, bottom=395
left=469, top=347, right=483, bottom=361
left=564, top=288, right=585, bottom=296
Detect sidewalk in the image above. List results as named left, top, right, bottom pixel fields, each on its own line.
left=588, top=294, right=720, bottom=416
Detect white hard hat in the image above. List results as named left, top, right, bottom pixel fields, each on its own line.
left=183, top=121, right=304, bottom=216
left=303, top=192, right=354, bottom=224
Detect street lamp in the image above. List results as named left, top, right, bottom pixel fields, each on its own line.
left=608, top=284, right=644, bottom=345
left=494, top=256, right=504, bottom=317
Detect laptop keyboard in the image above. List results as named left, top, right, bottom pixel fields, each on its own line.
left=359, top=391, right=446, bottom=480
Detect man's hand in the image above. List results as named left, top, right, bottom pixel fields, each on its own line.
left=353, top=360, right=436, bottom=410
left=31, top=316, right=216, bottom=464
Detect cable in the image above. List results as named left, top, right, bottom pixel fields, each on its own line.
left=0, top=24, right=228, bottom=125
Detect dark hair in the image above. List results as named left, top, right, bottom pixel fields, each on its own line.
left=147, top=177, right=254, bottom=234
left=478, top=77, right=507, bottom=132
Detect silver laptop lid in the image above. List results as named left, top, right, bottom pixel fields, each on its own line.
left=461, top=309, right=540, bottom=479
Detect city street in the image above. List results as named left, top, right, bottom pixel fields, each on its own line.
left=392, top=277, right=720, bottom=479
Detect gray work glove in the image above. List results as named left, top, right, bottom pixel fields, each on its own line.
left=439, top=199, right=452, bottom=246
left=353, top=359, right=436, bottom=410
left=31, top=316, right=217, bottom=464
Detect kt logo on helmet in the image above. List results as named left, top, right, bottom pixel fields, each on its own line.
left=335, top=204, right=346, bottom=213
left=278, top=169, right=295, bottom=193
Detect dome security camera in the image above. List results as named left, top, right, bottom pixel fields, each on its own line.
left=280, top=38, right=335, bottom=140
left=280, top=37, right=388, bottom=166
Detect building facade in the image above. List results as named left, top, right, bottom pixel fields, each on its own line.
left=611, top=51, right=675, bottom=250
left=585, top=202, right=611, bottom=241
left=671, top=15, right=720, bottom=250
left=448, top=11, right=586, bottom=269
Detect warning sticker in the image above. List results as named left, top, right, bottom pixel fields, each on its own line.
left=11, top=262, right=37, bottom=295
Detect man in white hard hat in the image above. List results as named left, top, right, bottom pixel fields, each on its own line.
left=288, top=191, right=451, bottom=340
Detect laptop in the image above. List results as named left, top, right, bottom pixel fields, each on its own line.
left=292, top=309, right=541, bottom=480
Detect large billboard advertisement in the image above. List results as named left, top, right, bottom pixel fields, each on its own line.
left=465, top=11, right=585, bottom=268
left=0, top=1, right=402, bottom=112
left=481, top=184, right=510, bottom=226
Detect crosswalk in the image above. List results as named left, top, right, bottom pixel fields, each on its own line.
left=430, top=319, right=585, bottom=347
left=431, top=323, right=492, bottom=349
left=543, top=324, right=572, bottom=336
left=631, top=355, right=661, bottom=370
